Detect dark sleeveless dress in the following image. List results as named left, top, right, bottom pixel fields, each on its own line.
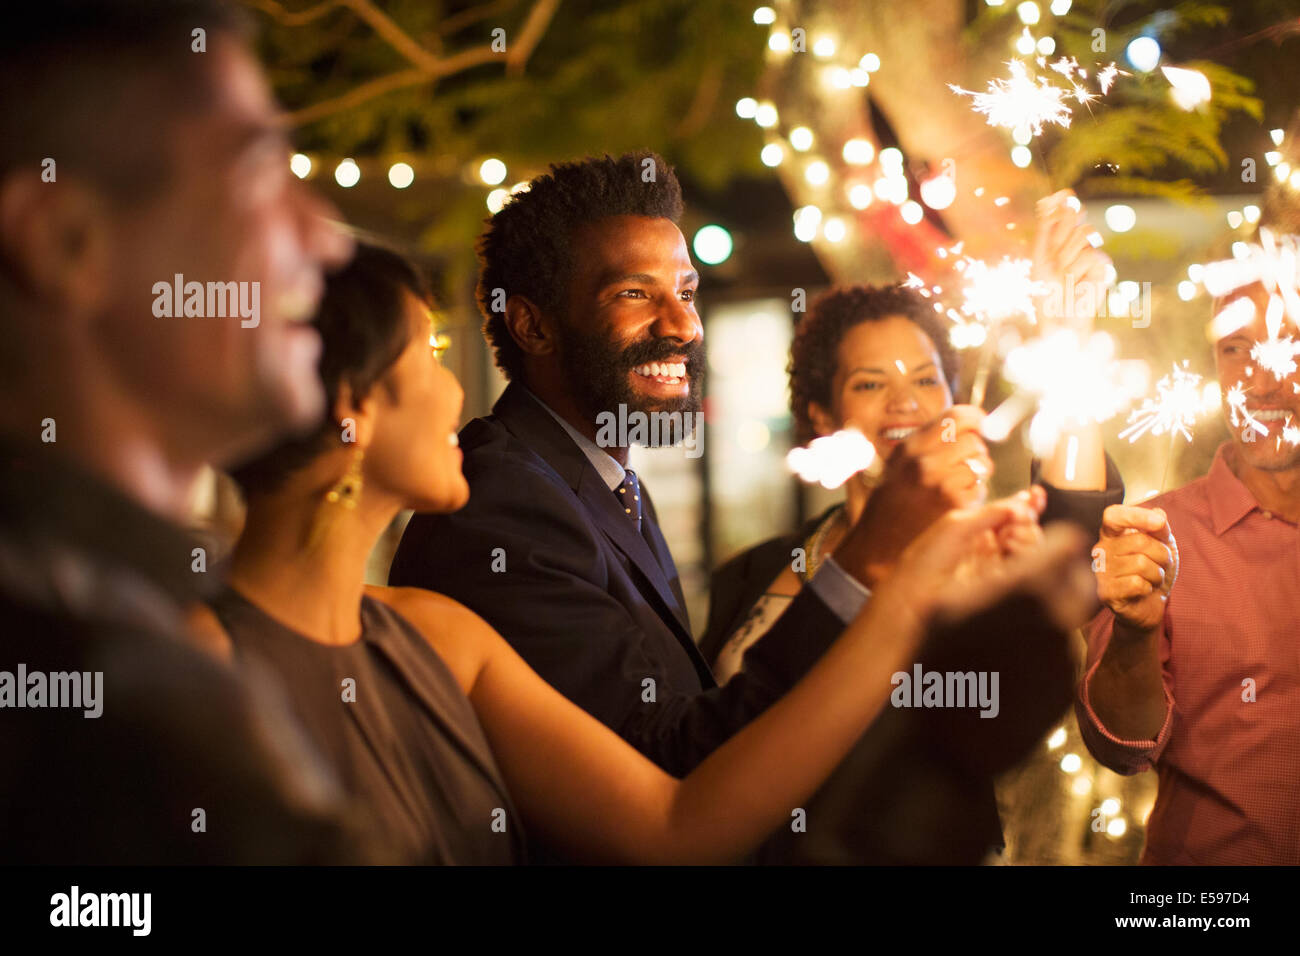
left=209, top=588, right=526, bottom=865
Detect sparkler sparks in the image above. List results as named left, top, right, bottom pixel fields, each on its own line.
left=1203, top=230, right=1300, bottom=381
left=996, top=330, right=1149, bottom=459
left=957, top=255, right=1044, bottom=325
left=1226, top=382, right=1269, bottom=438
left=1119, top=362, right=1208, bottom=443
left=786, top=428, right=880, bottom=489
left=950, top=58, right=1125, bottom=140
left=950, top=59, right=1071, bottom=139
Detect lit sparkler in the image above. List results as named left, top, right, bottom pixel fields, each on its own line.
left=987, top=330, right=1149, bottom=459
left=1119, top=362, right=1207, bottom=444
left=950, top=58, right=1125, bottom=140
left=1202, top=230, right=1300, bottom=382
left=787, top=428, right=880, bottom=489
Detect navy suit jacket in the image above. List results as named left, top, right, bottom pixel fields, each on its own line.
left=390, top=381, right=845, bottom=776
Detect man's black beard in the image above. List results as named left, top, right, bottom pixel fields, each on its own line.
left=555, top=321, right=705, bottom=444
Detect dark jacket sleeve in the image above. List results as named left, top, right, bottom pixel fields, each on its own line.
left=390, top=452, right=843, bottom=777
left=1034, top=452, right=1125, bottom=535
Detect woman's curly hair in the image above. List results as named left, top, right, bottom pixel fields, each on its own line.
left=789, top=284, right=960, bottom=445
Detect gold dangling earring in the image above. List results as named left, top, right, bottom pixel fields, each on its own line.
left=308, top=446, right=365, bottom=550
left=326, top=445, right=365, bottom=508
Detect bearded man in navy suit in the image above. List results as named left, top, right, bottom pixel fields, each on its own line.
left=390, top=152, right=1076, bottom=863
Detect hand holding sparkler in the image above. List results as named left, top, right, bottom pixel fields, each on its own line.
left=1092, top=504, right=1179, bottom=636
left=812, top=407, right=994, bottom=588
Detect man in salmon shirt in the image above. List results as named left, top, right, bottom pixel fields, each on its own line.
left=1080, top=267, right=1300, bottom=865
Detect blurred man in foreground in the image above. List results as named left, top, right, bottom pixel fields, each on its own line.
left=0, top=0, right=361, bottom=862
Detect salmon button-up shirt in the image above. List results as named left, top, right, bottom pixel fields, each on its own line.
left=1077, top=443, right=1300, bottom=865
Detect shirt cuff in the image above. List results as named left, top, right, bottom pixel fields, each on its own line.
left=1077, top=655, right=1175, bottom=773
left=808, top=556, right=871, bottom=624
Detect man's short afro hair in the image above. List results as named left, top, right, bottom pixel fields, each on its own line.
left=476, top=150, right=684, bottom=381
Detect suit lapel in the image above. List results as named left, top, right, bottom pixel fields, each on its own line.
left=492, top=384, right=693, bottom=642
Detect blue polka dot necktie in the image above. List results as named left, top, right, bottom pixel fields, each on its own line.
left=615, top=469, right=642, bottom=533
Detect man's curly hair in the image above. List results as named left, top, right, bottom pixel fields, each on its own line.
left=476, top=151, right=684, bottom=381
left=789, top=285, right=961, bottom=445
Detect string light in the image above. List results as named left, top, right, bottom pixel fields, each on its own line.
left=387, top=162, right=414, bottom=189
left=478, top=158, right=507, bottom=185
left=334, top=158, right=360, bottom=188
left=842, top=138, right=875, bottom=164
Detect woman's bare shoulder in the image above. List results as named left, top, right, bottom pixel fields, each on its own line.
left=364, top=585, right=495, bottom=692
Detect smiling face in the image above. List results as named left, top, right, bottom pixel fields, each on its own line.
left=554, top=215, right=705, bottom=427
left=98, top=36, right=352, bottom=465
left=364, top=291, right=468, bottom=513
left=1215, top=285, right=1300, bottom=472
left=811, top=315, right=953, bottom=452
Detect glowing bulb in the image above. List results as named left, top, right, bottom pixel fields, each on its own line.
left=387, top=162, right=414, bottom=189
left=789, top=127, right=814, bottom=151
left=878, top=147, right=904, bottom=172
left=1017, top=2, right=1040, bottom=25
left=804, top=160, right=830, bottom=186
left=920, top=173, right=956, bottom=210
left=760, top=143, right=784, bottom=167
left=1100, top=798, right=1120, bottom=816
left=1016, top=29, right=1036, bottom=55
left=1106, top=817, right=1127, bottom=837
left=754, top=102, right=778, bottom=128
left=812, top=35, right=836, bottom=58
left=289, top=153, right=312, bottom=179
left=1177, top=280, right=1196, bottom=301
left=486, top=188, right=510, bottom=213
left=848, top=183, right=874, bottom=209
left=1011, top=145, right=1033, bottom=167
left=1105, top=203, right=1136, bottom=232
left=900, top=200, right=924, bottom=225
left=334, top=158, right=360, bottom=188
left=693, top=224, right=733, bottom=265
left=1060, top=753, right=1082, bottom=773
left=479, top=158, right=507, bottom=185
left=842, top=138, right=875, bottom=165
left=1050, top=0, right=1071, bottom=13
left=1227, top=210, right=1244, bottom=230
left=1071, top=775, right=1092, bottom=795
left=752, top=6, right=776, bottom=24
left=735, top=97, right=758, bottom=119
left=1244, top=205, right=1261, bottom=224
left=823, top=217, right=847, bottom=242
left=768, top=31, right=790, bottom=53
left=1271, top=128, right=1285, bottom=146
left=1046, top=727, right=1067, bottom=749
left=824, top=66, right=852, bottom=89
left=1265, top=150, right=1281, bottom=166
left=510, top=181, right=530, bottom=195
left=1126, top=36, right=1161, bottom=73
left=860, top=53, right=881, bottom=72
left=1037, top=36, right=1056, bottom=56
